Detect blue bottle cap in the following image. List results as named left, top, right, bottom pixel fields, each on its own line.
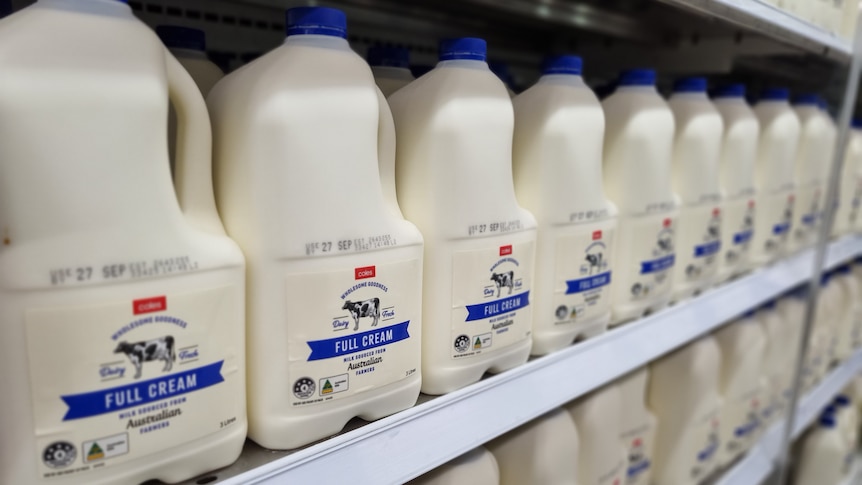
left=742, top=309, right=757, bottom=318
left=712, top=84, right=746, bottom=98
left=820, top=414, right=837, bottom=427
left=156, top=26, right=206, bottom=52
left=367, top=46, right=410, bottom=68
left=761, top=299, right=777, bottom=310
left=835, top=395, right=851, bottom=407
left=761, top=87, right=790, bottom=101
left=542, top=55, right=583, bottom=75
left=837, top=265, right=852, bottom=275
left=439, top=38, right=487, bottom=61
left=821, top=273, right=832, bottom=286
left=794, top=93, right=820, bottom=105
left=673, top=77, right=707, bottom=93
left=285, top=7, right=347, bottom=38
left=853, top=118, right=862, bottom=129
left=618, top=69, right=656, bottom=86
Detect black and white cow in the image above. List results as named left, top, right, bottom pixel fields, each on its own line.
left=114, top=335, right=175, bottom=379
left=342, top=298, right=381, bottom=331
left=490, top=271, right=514, bottom=297
left=585, top=253, right=603, bottom=275
left=657, top=236, right=674, bottom=253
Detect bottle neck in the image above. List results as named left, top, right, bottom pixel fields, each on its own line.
left=436, top=59, right=488, bottom=71
left=37, top=0, right=132, bottom=18
left=284, top=34, right=351, bottom=52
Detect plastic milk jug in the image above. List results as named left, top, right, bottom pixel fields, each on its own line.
left=368, top=46, right=414, bottom=98
left=751, top=88, right=800, bottom=265
left=602, top=69, right=678, bottom=325
left=0, top=1, right=247, bottom=483
left=834, top=266, right=859, bottom=360
left=712, top=85, right=758, bottom=282
left=208, top=7, right=425, bottom=449
left=487, top=408, right=580, bottom=485
left=794, top=413, right=849, bottom=485
left=512, top=55, right=617, bottom=355
left=648, top=336, right=723, bottom=485
left=714, top=312, right=767, bottom=466
left=834, top=119, right=862, bottom=237
left=617, top=368, right=658, bottom=485
left=389, top=38, right=537, bottom=395
left=156, top=25, right=223, bottom=96
left=566, top=385, right=627, bottom=485
left=667, top=77, right=724, bottom=301
left=790, top=95, right=832, bottom=253
left=409, top=447, right=501, bottom=485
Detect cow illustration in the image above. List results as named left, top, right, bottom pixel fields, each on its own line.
left=706, top=217, right=721, bottom=240
left=585, top=252, right=603, bottom=275
left=656, top=235, right=673, bottom=254
left=342, top=298, right=380, bottom=331
left=490, top=271, right=514, bottom=297
left=114, top=335, right=175, bottom=379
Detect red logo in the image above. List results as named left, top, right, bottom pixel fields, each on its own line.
left=633, top=438, right=642, bottom=446
left=713, top=207, right=721, bottom=216
left=355, top=266, right=376, bottom=280
left=592, top=230, right=602, bottom=241
left=749, top=199, right=755, bottom=209
left=133, top=296, right=166, bottom=315
left=499, top=245, right=513, bottom=256
left=663, top=218, right=672, bottom=228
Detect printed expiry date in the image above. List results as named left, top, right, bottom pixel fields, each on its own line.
left=49, top=256, right=199, bottom=285
left=468, top=219, right=524, bottom=236
left=305, top=234, right=397, bottom=256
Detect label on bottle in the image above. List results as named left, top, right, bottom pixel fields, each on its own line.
left=25, top=287, right=242, bottom=480
left=676, top=205, right=722, bottom=285
left=793, top=186, right=822, bottom=247
left=622, top=423, right=655, bottom=485
left=724, top=390, right=762, bottom=457
left=722, top=197, right=755, bottom=273
left=598, top=458, right=626, bottom=485
left=753, top=191, right=794, bottom=258
left=622, top=215, right=676, bottom=304
left=552, top=226, right=614, bottom=328
left=286, top=258, right=421, bottom=407
left=451, top=241, right=534, bottom=359
left=690, top=411, right=721, bottom=481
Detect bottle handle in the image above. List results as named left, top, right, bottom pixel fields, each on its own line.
left=376, top=87, right=403, bottom=218
left=165, top=49, right=226, bottom=236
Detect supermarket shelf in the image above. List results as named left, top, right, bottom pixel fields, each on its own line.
left=716, top=349, right=862, bottom=485
left=193, top=236, right=862, bottom=485
left=659, top=0, right=852, bottom=61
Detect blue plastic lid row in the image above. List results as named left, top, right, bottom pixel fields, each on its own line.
left=367, top=46, right=410, bottom=68
left=835, top=395, right=851, bottom=406
left=713, top=84, right=746, bottom=98
left=673, top=77, right=707, bottom=93
left=439, top=37, right=487, bottom=61
left=794, top=93, right=820, bottom=105
left=761, top=87, right=790, bottom=101
left=542, top=55, right=583, bottom=75
left=156, top=25, right=206, bottom=52
left=286, top=7, right=347, bottom=38
left=618, top=69, right=656, bottom=86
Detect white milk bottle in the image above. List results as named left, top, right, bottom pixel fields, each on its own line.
left=714, top=312, right=767, bottom=466
left=409, top=447, right=500, bottom=485
left=208, top=7, right=425, bottom=449
left=155, top=25, right=223, bottom=96
left=0, top=1, right=246, bottom=484
left=790, top=95, right=832, bottom=253
left=603, top=69, right=678, bottom=324
left=617, top=368, right=658, bottom=485
left=389, top=38, right=537, bottom=395
left=794, top=412, right=849, bottom=485
left=648, top=336, right=723, bottom=485
left=712, top=84, right=758, bottom=283
left=667, top=77, right=724, bottom=301
left=566, top=384, right=627, bottom=485
left=751, top=88, right=800, bottom=266
left=774, top=295, right=805, bottom=415
left=834, top=266, right=859, bottom=361
left=486, top=408, right=580, bottom=485
left=834, top=119, right=862, bottom=237
left=367, top=46, right=415, bottom=98
left=513, top=55, right=616, bottom=355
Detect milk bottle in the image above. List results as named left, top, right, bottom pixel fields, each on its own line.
left=714, top=312, right=767, bottom=466
left=208, top=7, right=425, bottom=449
left=648, top=336, right=723, bottom=485
left=773, top=296, right=806, bottom=416
left=513, top=55, right=616, bottom=355
left=486, top=408, right=580, bottom=485
left=712, top=85, right=758, bottom=283
left=409, top=447, right=500, bottom=485
left=834, top=119, right=862, bottom=237
left=368, top=46, right=414, bottom=98
left=834, top=394, right=859, bottom=449
left=389, top=38, right=537, bottom=394
left=0, top=1, right=246, bottom=483
left=566, top=385, right=627, bottom=485
left=808, top=274, right=838, bottom=389
left=751, top=88, right=800, bottom=265
left=603, top=69, right=678, bottom=324
left=834, top=266, right=859, bottom=360
left=156, top=25, right=223, bottom=96
left=794, top=412, right=849, bottom=485
left=617, top=368, right=658, bottom=485
left=668, top=77, right=724, bottom=301
left=790, top=95, right=832, bottom=253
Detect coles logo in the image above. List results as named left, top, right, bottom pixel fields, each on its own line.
left=592, top=230, right=602, bottom=241
left=712, top=207, right=721, bottom=216
left=749, top=199, right=755, bottom=209
left=133, top=296, right=166, bottom=315
left=499, top=245, right=513, bottom=256
left=355, top=266, right=376, bottom=280
left=663, top=218, right=672, bottom=228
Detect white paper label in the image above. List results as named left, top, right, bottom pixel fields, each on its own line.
left=690, top=411, right=721, bottom=481
left=755, top=191, right=794, bottom=256
left=676, top=204, right=722, bottom=284
left=551, top=226, right=614, bottom=327
left=721, top=197, right=755, bottom=270
left=621, top=215, right=677, bottom=304
left=622, top=422, right=655, bottom=485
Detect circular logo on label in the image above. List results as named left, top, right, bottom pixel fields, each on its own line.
left=293, top=377, right=315, bottom=399
left=43, top=441, right=76, bottom=469
left=555, top=305, right=569, bottom=321
left=454, top=335, right=470, bottom=353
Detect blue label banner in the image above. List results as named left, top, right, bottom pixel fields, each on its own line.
left=694, top=241, right=721, bottom=258
left=627, top=460, right=651, bottom=478
left=61, top=361, right=224, bottom=421
left=801, top=213, right=818, bottom=225
left=733, top=230, right=753, bottom=245
left=565, top=272, right=612, bottom=294
left=734, top=419, right=759, bottom=438
left=697, top=439, right=719, bottom=462
left=465, top=291, right=530, bottom=322
left=773, top=222, right=790, bottom=235
left=307, top=321, right=410, bottom=361
left=640, top=255, right=675, bottom=274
